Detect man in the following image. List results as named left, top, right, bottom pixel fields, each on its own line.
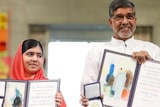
left=80, top=0, right=160, bottom=106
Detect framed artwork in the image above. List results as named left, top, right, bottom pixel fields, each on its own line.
left=97, top=49, right=138, bottom=107
left=98, top=49, right=160, bottom=107
left=3, top=80, right=27, bottom=107
left=1, top=79, right=60, bottom=107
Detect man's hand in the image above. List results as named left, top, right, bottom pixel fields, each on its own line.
left=80, top=95, right=89, bottom=107
left=132, top=51, right=153, bottom=64
left=80, top=94, right=104, bottom=107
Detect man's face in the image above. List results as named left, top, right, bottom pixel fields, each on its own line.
left=109, top=7, right=136, bottom=40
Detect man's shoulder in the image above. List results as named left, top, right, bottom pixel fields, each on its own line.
left=134, top=39, right=159, bottom=47
left=88, top=42, right=112, bottom=53
left=90, top=42, right=110, bottom=49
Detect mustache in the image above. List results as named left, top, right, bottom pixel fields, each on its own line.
left=119, top=25, right=131, bottom=29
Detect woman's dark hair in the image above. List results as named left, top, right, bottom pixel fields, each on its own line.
left=22, top=39, right=43, bottom=54
left=109, top=0, right=136, bottom=18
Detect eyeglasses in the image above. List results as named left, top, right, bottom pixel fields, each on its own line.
left=112, top=14, right=135, bottom=22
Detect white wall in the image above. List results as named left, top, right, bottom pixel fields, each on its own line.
left=47, top=42, right=103, bottom=107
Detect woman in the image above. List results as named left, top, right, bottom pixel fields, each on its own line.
left=9, top=39, right=66, bottom=107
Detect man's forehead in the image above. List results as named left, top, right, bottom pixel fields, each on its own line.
left=114, top=7, right=134, bottom=15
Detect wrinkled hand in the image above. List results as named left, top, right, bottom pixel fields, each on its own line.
left=100, top=94, right=104, bottom=101
left=80, top=94, right=104, bottom=107
left=80, top=95, right=89, bottom=107
left=132, top=51, right=153, bottom=64
left=55, top=92, right=63, bottom=107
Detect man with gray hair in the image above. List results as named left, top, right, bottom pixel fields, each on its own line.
left=80, top=0, right=160, bottom=106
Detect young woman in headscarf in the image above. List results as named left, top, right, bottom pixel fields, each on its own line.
left=9, top=39, right=66, bottom=107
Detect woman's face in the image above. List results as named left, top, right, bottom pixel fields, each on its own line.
left=22, top=45, right=44, bottom=75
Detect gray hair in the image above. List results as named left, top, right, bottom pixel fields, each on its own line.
left=109, top=0, right=136, bottom=18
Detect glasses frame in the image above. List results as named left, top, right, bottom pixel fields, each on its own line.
left=112, top=13, right=136, bottom=22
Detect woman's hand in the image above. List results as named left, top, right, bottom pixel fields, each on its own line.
left=55, top=92, right=63, bottom=107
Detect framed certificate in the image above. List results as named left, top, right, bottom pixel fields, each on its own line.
left=0, top=79, right=60, bottom=107
left=130, top=60, right=160, bottom=107
left=0, top=81, right=6, bottom=107
left=0, top=81, right=6, bottom=97
left=26, top=79, right=60, bottom=107
left=97, top=49, right=138, bottom=107
left=84, top=82, right=103, bottom=107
